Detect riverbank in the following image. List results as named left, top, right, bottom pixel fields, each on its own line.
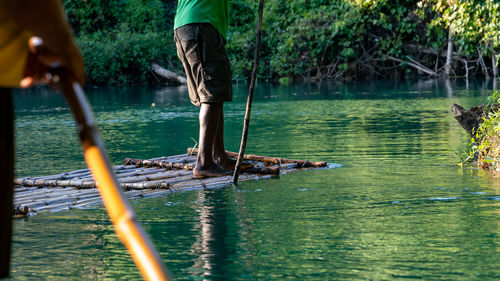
left=10, top=79, right=500, bottom=280
left=468, top=90, right=500, bottom=175
left=63, top=0, right=499, bottom=86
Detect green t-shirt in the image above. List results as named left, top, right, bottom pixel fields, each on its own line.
left=174, top=0, right=230, bottom=39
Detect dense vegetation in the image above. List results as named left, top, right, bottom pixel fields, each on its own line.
left=464, top=90, right=500, bottom=173
left=62, top=0, right=499, bottom=85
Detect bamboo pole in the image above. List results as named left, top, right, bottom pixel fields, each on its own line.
left=57, top=68, right=172, bottom=280
left=240, top=166, right=280, bottom=175
left=115, top=168, right=170, bottom=179
left=121, top=181, right=172, bottom=190
left=13, top=170, right=194, bottom=189
left=72, top=198, right=103, bottom=209
left=141, top=190, right=172, bottom=198
left=233, top=0, right=265, bottom=184
left=124, top=158, right=196, bottom=170
left=188, top=148, right=327, bottom=168
left=14, top=188, right=53, bottom=199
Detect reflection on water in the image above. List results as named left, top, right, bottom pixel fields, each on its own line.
left=9, top=79, right=500, bottom=280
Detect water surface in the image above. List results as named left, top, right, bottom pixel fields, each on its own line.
left=9, top=79, right=500, bottom=280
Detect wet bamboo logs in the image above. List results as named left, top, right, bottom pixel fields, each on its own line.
left=187, top=148, right=327, bottom=168
left=14, top=178, right=97, bottom=188
left=240, top=166, right=280, bottom=175
left=124, top=158, right=195, bottom=170
left=124, top=157, right=280, bottom=175
left=13, top=170, right=193, bottom=190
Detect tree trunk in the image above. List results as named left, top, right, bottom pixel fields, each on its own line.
left=492, top=51, right=498, bottom=78
left=445, top=30, right=454, bottom=77
left=494, top=51, right=498, bottom=90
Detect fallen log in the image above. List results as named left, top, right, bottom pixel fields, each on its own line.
left=151, top=63, right=187, bottom=85
left=385, top=55, right=438, bottom=77
left=187, top=148, right=327, bottom=168
left=445, top=31, right=454, bottom=77
left=451, top=103, right=500, bottom=136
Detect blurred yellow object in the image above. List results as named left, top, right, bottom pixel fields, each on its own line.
left=0, top=8, right=31, bottom=87
left=61, top=78, right=172, bottom=281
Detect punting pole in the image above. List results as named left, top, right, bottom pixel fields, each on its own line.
left=233, top=0, right=265, bottom=184
left=58, top=74, right=172, bottom=281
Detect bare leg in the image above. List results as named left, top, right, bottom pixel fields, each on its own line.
left=193, top=102, right=231, bottom=177
left=0, top=89, right=14, bottom=278
left=212, top=107, right=236, bottom=170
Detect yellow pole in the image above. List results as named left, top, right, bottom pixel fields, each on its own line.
left=59, top=78, right=172, bottom=281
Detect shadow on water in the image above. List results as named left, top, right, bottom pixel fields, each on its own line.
left=9, top=78, right=500, bottom=280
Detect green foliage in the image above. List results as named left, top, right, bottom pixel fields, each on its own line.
left=64, top=0, right=178, bottom=85
left=278, top=76, right=291, bottom=85
left=63, top=0, right=499, bottom=84
left=418, top=0, right=500, bottom=56
left=63, top=0, right=122, bottom=35
left=229, top=0, right=427, bottom=80
left=465, top=90, right=500, bottom=169
left=266, top=2, right=360, bottom=78
left=225, top=0, right=255, bottom=81
left=77, top=26, right=177, bottom=85
left=120, top=0, right=167, bottom=32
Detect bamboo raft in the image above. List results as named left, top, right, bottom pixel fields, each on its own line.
left=13, top=149, right=330, bottom=217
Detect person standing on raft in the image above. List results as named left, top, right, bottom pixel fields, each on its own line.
left=174, top=0, right=235, bottom=178
left=0, top=0, right=84, bottom=277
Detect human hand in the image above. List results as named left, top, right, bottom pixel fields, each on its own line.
left=21, top=36, right=85, bottom=88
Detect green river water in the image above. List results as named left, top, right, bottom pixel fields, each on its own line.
left=7, top=79, right=500, bottom=280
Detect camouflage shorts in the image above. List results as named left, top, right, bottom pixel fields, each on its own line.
left=174, top=23, right=232, bottom=106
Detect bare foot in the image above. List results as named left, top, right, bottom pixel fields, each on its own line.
left=216, top=156, right=237, bottom=170
left=193, top=164, right=232, bottom=178
left=215, top=156, right=255, bottom=170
